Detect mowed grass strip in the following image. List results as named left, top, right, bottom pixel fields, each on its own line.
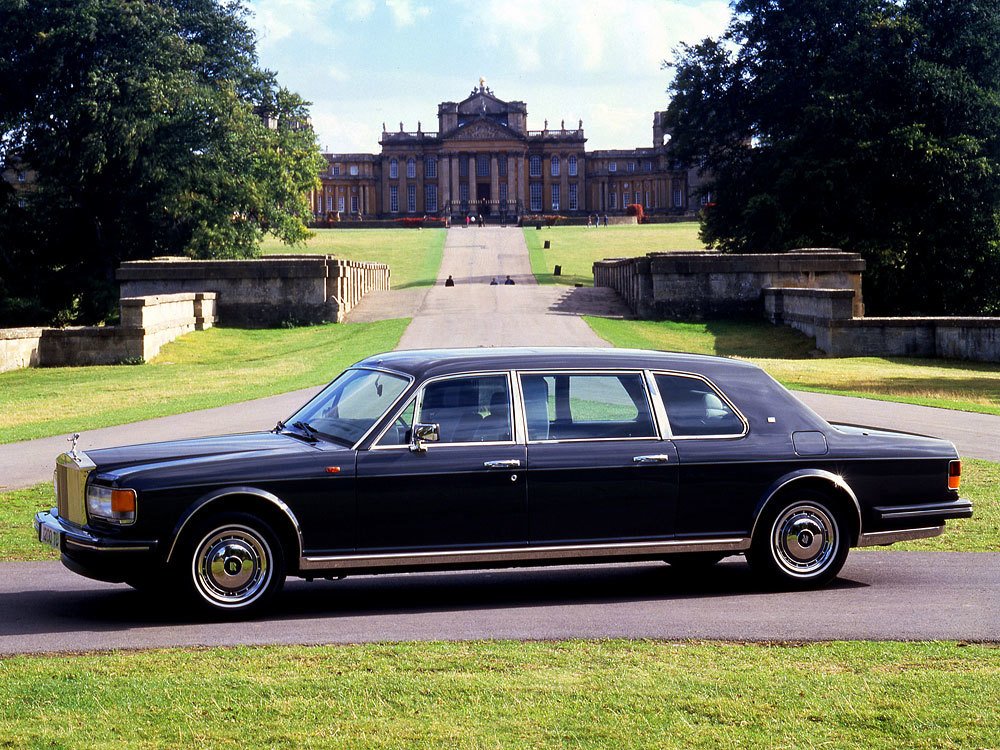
left=524, top=223, right=706, bottom=286
left=261, top=227, right=446, bottom=288
left=585, top=317, right=1000, bottom=417
left=0, top=319, right=409, bottom=444
left=4, top=459, right=995, bottom=560
left=0, top=640, right=996, bottom=749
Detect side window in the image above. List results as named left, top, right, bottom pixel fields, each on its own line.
left=655, top=373, right=745, bottom=437
left=521, top=373, right=656, bottom=441
left=377, top=398, right=415, bottom=447
left=418, top=375, right=512, bottom=444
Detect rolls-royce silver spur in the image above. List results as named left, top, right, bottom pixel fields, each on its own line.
left=35, top=347, right=972, bottom=617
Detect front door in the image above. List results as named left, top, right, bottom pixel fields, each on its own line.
left=356, top=373, right=526, bottom=552
left=520, top=371, right=678, bottom=544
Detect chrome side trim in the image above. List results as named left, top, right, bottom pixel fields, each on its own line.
left=750, top=470, right=864, bottom=545
left=165, top=487, right=305, bottom=565
left=299, top=536, right=750, bottom=572
left=874, top=500, right=973, bottom=520
left=65, top=539, right=155, bottom=553
left=644, top=368, right=673, bottom=439
left=857, top=526, right=944, bottom=547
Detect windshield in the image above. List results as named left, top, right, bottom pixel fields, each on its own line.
left=286, top=368, right=410, bottom=445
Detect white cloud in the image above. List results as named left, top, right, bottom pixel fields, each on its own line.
left=328, top=66, right=350, bottom=82
left=385, top=0, right=431, bottom=27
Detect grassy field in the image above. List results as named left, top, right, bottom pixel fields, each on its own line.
left=0, top=319, right=408, bottom=444
left=524, top=223, right=706, bottom=285
left=586, top=317, right=1000, bottom=417
left=0, top=640, right=996, bottom=748
left=261, top=228, right=445, bottom=289
left=5, top=459, right=995, bottom=561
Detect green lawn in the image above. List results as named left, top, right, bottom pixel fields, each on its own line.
left=5, top=459, right=995, bottom=561
left=262, top=228, right=445, bottom=289
left=0, top=319, right=409, bottom=444
left=0, top=640, right=996, bottom=748
left=524, top=223, right=706, bottom=286
left=585, top=317, right=1000, bottom=417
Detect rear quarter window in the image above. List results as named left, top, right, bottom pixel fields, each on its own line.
left=655, top=373, right=746, bottom=438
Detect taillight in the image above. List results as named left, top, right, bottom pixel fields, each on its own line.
left=948, top=460, right=961, bottom=491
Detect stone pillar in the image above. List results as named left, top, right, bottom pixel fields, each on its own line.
left=450, top=155, right=460, bottom=213
left=469, top=160, right=477, bottom=209
left=560, top=159, right=569, bottom=213
left=517, top=155, right=526, bottom=213
left=506, top=153, right=516, bottom=212
left=441, top=155, right=451, bottom=212
left=490, top=154, right=499, bottom=215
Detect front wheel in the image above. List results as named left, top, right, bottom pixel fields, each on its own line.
left=747, top=495, right=849, bottom=588
left=177, top=512, right=286, bottom=618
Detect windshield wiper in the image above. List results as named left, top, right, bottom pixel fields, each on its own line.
left=291, top=420, right=321, bottom=442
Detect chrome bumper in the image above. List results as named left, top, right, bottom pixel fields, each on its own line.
left=34, top=509, right=156, bottom=555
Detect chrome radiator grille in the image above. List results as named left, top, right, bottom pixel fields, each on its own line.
left=54, top=452, right=94, bottom=527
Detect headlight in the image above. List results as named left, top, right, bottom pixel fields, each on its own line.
left=86, top=484, right=137, bottom=525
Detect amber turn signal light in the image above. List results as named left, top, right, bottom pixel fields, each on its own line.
left=111, top=488, right=137, bottom=513
left=948, top=460, right=961, bottom=490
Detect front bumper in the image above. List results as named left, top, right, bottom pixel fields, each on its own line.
left=34, top=509, right=159, bottom=583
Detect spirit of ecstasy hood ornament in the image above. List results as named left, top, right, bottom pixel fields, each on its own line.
left=68, top=433, right=80, bottom=459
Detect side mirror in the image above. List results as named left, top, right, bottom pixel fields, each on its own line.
left=410, top=422, right=440, bottom=452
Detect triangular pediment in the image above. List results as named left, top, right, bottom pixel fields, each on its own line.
left=446, top=118, right=523, bottom=142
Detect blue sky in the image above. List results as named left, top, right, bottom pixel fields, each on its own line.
left=245, top=0, right=731, bottom=153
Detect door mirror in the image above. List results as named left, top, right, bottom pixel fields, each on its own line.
left=410, top=422, right=440, bottom=452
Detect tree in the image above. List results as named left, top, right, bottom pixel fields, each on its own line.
left=664, top=0, right=1000, bottom=314
left=0, top=0, right=323, bottom=325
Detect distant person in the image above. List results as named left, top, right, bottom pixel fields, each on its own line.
left=477, top=213, right=484, bottom=226
left=504, top=275, right=515, bottom=285
left=602, top=214, right=609, bottom=226
left=445, top=275, right=455, bottom=287
left=465, top=215, right=470, bottom=228
left=490, top=277, right=498, bottom=286
left=586, top=214, right=593, bottom=228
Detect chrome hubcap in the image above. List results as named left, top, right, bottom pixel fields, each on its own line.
left=771, top=503, right=838, bottom=577
left=193, top=526, right=271, bottom=607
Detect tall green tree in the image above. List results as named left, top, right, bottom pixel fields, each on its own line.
left=664, top=0, right=1000, bottom=314
left=0, top=0, right=323, bottom=325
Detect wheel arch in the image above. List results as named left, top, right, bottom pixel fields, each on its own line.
left=751, top=470, right=862, bottom=546
left=164, top=486, right=304, bottom=569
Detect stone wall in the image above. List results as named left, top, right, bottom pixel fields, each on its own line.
left=0, top=328, right=43, bottom=373
left=0, top=292, right=217, bottom=370
left=117, top=254, right=390, bottom=326
left=764, top=287, right=1000, bottom=362
left=594, top=249, right=865, bottom=320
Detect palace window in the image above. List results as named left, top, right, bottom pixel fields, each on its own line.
left=331, top=164, right=341, bottom=176
left=551, top=156, right=560, bottom=177
left=326, top=195, right=333, bottom=211
left=529, top=155, right=542, bottom=177
left=568, top=155, right=577, bottom=176
left=390, top=184, right=399, bottom=213
left=499, top=182, right=508, bottom=204
left=498, top=155, right=507, bottom=177
left=644, top=160, right=653, bottom=173
left=407, top=158, right=416, bottom=179
left=477, top=154, right=490, bottom=177
left=460, top=182, right=469, bottom=209
left=351, top=195, right=359, bottom=213
left=426, top=184, right=438, bottom=212
left=459, top=156, right=469, bottom=177
left=634, top=191, right=640, bottom=206
left=568, top=183, right=578, bottom=211
left=529, top=182, right=542, bottom=211
left=608, top=162, right=617, bottom=173
left=673, top=187, right=683, bottom=207
left=645, top=190, right=651, bottom=208
left=609, top=191, right=617, bottom=209
left=338, top=196, right=346, bottom=213
left=389, top=158, right=398, bottom=179
left=425, top=156, right=437, bottom=178
left=551, top=184, right=560, bottom=211
left=407, top=184, right=416, bottom=212
left=627, top=161, right=636, bottom=173
left=350, top=164, right=359, bottom=176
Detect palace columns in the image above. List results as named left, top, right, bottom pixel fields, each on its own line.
left=440, top=156, right=451, bottom=211
left=490, top=154, right=499, bottom=214
left=450, top=155, right=460, bottom=212
left=468, top=158, right=477, bottom=208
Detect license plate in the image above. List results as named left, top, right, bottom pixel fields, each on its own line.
left=39, top=523, right=61, bottom=550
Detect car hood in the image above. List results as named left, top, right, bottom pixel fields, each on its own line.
left=85, top=431, right=335, bottom=478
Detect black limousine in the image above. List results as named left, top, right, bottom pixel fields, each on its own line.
left=35, top=348, right=972, bottom=616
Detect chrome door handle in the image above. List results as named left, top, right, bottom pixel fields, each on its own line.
left=633, top=454, right=671, bottom=464
left=484, top=459, right=521, bottom=469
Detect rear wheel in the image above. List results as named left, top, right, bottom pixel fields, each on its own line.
left=176, top=512, right=286, bottom=618
left=748, top=493, right=849, bottom=588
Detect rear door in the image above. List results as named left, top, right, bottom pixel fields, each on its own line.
left=520, top=370, right=678, bottom=544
